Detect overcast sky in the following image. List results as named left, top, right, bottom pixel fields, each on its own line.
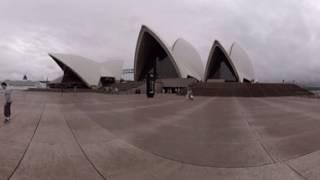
left=0, top=0, right=319, bottom=83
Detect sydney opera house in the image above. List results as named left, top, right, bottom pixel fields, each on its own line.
left=48, top=25, right=310, bottom=96
left=135, top=25, right=255, bottom=84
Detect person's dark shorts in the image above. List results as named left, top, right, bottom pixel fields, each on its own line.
left=4, top=102, right=11, bottom=117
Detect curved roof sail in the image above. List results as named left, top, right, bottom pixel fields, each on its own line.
left=229, top=43, right=255, bottom=82
left=134, top=25, right=182, bottom=81
left=172, top=38, right=204, bottom=81
left=101, top=59, right=124, bottom=80
left=49, top=53, right=124, bottom=87
left=204, top=40, right=240, bottom=82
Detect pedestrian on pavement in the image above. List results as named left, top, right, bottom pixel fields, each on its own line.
left=186, top=86, right=194, bottom=100
left=1, top=82, right=12, bottom=123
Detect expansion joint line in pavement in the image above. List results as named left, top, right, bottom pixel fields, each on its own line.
left=249, top=98, right=309, bottom=179
left=64, top=114, right=107, bottom=180
left=7, top=103, right=47, bottom=180
left=233, top=98, right=277, bottom=164
left=285, top=163, right=308, bottom=180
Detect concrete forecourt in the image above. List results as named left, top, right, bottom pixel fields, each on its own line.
left=1, top=91, right=320, bottom=179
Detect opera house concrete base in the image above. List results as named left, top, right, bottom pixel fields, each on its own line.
left=32, top=80, right=312, bottom=98
left=2, top=91, right=320, bottom=179
left=191, top=82, right=312, bottom=97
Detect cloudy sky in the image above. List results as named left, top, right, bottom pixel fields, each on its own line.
left=0, top=0, right=319, bottom=83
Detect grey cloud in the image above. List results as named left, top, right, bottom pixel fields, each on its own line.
left=0, top=0, right=319, bottom=83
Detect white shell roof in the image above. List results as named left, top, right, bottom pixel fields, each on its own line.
left=172, top=38, right=204, bottom=81
left=229, top=43, right=255, bottom=82
left=100, top=59, right=124, bottom=80
left=49, top=53, right=124, bottom=87
left=204, top=40, right=239, bottom=82
left=134, top=25, right=181, bottom=80
left=134, top=25, right=203, bottom=81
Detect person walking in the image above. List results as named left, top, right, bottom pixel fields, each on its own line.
left=1, top=82, right=12, bottom=123
left=186, top=86, right=194, bottom=100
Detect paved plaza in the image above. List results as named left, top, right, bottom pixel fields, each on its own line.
left=1, top=92, right=320, bottom=179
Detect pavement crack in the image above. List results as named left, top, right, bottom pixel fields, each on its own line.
left=64, top=109, right=107, bottom=180
left=7, top=103, right=46, bottom=180
left=285, top=163, right=308, bottom=180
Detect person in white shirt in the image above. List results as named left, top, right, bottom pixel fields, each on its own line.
left=1, top=82, right=12, bottom=123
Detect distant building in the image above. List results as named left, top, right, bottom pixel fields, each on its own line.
left=4, top=80, right=41, bottom=90
left=122, top=68, right=134, bottom=81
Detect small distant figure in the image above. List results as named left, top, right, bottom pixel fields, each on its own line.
left=1, top=82, right=12, bottom=123
left=176, top=88, right=181, bottom=95
left=135, top=89, right=141, bottom=94
left=60, top=86, right=64, bottom=96
left=73, top=86, right=77, bottom=96
left=114, top=87, right=119, bottom=95
left=186, top=87, right=194, bottom=100
left=23, top=74, right=28, bottom=81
